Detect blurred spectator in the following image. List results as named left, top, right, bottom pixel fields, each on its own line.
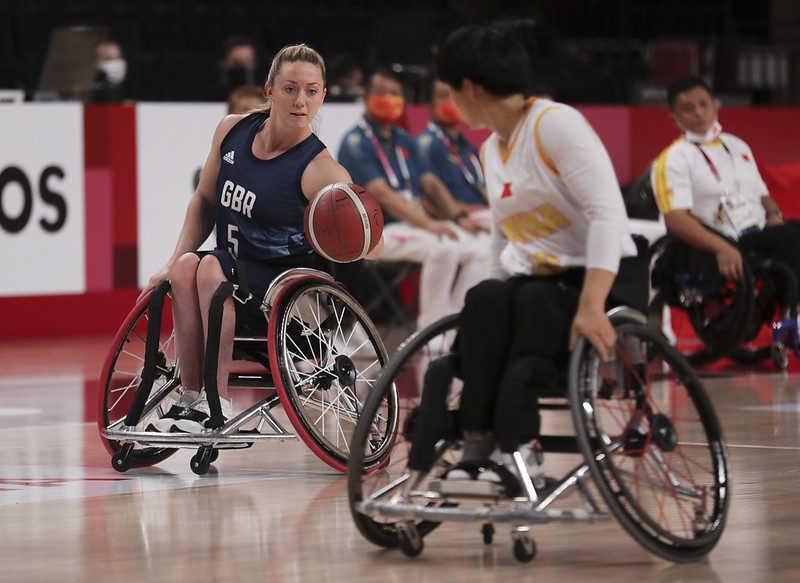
left=227, top=84, right=265, bottom=114
left=326, top=54, right=364, bottom=102
left=209, top=34, right=259, bottom=101
left=92, top=40, right=129, bottom=102
left=417, top=78, right=489, bottom=225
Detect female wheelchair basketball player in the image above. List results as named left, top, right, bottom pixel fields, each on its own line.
left=138, top=43, right=382, bottom=433
left=435, top=24, right=637, bottom=485
left=346, top=24, right=730, bottom=563
left=99, top=43, right=392, bottom=476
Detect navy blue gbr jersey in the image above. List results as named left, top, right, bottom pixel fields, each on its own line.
left=215, top=112, right=325, bottom=262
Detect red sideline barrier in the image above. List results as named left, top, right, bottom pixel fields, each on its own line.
left=0, top=289, right=140, bottom=340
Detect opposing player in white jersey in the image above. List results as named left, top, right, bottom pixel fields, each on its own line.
left=436, top=24, right=637, bottom=487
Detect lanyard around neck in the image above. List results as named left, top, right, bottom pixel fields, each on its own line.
left=360, top=119, right=410, bottom=190
left=694, top=140, right=732, bottom=183
left=427, top=121, right=485, bottom=188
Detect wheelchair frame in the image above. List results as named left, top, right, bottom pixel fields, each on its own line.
left=346, top=308, right=730, bottom=563
left=99, top=267, right=396, bottom=475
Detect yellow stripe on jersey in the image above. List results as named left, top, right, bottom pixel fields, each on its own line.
left=499, top=97, right=537, bottom=164
left=499, top=203, right=571, bottom=244
left=531, top=254, right=565, bottom=275
left=534, top=105, right=561, bottom=176
left=652, top=139, right=682, bottom=214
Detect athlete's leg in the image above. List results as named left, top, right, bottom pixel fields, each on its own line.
left=494, top=276, right=578, bottom=451
left=195, top=254, right=235, bottom=401
left=457, top=279, right=512, bottom=439
left=170, top=252, right=205, bottom=393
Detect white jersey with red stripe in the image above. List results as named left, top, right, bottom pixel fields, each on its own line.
left=484, top=97, right=636, bottom=277
left=650, top=133, right=768, bottom=239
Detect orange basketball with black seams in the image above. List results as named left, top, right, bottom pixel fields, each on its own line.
left=304, top=183, right=383, bottom=263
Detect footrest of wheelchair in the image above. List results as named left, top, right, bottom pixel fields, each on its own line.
left=430, top=478, right=504, bottom=498
left=101, top=426, right=298, bottom=447
left=356, top=499, right=606, bottom=524
left=429, top=475, right=558, bottom=500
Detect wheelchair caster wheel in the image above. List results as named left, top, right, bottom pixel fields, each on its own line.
left=398, top=522, right=423, bottom=558
left=481, top=523, right=495, bottom=545
left=190, top=447, right=215, bottom=475
left=111, top=443, right=134, bottom=473
left=771, top=343, right=789, bottom=370
left=512, top=531, right=536, bottom=563
left=209, top=448, right=219, bottom=463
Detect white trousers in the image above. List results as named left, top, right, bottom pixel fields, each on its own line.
left=377, top=220, right=492, bottom=329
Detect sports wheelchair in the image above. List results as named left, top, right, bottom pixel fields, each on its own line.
left=98, top=267, right=396, bottom=475
left=648, top=233, right=800, bottom=369
left=346, top=261, right=730, bottom=563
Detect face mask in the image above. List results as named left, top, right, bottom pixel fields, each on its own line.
left=435, top=100, right=462, bottom=126
left=99, top=59, right=127, bottom=85
left=226, top=66, right=256, bottom=89
left=675, top=117, right=723, bottom=144
left=366, top=94, right=404, bottom=124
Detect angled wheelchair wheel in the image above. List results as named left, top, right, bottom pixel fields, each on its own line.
left=98, top=291, right=178, bottom=466
left=347, top=314, right=461, bottom=549
left=648, top=291, right=721, bottom=366
left=268, top=274, right=393, bottom=473
left=570, top=323, right=730, bottom=562
left=648, top=235, right=755, bottom=365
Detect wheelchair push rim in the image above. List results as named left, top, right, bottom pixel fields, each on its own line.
left=569, top=323, right=730, bottom=562
left=269, top=274, right=395, bottom=473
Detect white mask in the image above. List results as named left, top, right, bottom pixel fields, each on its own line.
left=99, top=59, right=127, bottom=85
left=677, top=118, right=723, bottom=144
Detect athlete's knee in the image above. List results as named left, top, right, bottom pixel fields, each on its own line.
left=194, top=255, right=228, bottom=299
left=170, top=253, right=201, bottom=291
left=465, top=278, right=507, bottom=308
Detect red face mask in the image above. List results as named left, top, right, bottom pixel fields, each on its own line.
left=366, top=94, right=404, bottom=124
left=435, top=100, right=462, bottom=126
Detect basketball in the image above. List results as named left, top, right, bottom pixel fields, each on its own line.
left=304, top=182, right=383, bottom=263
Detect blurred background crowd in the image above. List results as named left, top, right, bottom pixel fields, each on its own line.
left=0, top=0, right=797, bottom=107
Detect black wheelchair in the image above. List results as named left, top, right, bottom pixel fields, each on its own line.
left=648, top=232, right=800, bottom=369
left=98, top=267, right=396, bottom=475
left=346, top=248, right=730, bottom=563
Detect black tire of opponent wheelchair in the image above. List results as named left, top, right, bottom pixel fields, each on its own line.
left=648, top=234, right=756, bottom=366
left=347, top=313, right=461, bottom=549
left=268, top=274, right=395, bottom=473
left=569, top=322, right=730, bottom=562
left=98, top=288, right=178, bottom=467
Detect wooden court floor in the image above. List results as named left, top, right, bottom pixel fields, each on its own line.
left=1, top=333, right=799, bottom=582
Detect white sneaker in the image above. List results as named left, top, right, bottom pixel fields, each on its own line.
left=171, top=393, right=233, bottom=433
left=445, top=468, right=473, bottom=480
left=478, top=440, right=546, bottom=490
left=148, top=390, right=201, bottom=432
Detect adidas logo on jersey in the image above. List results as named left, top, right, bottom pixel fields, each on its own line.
left=223, top=151, right=235, bottom=164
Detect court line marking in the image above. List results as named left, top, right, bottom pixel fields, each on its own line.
left=723, top=443, right=800, bottom=451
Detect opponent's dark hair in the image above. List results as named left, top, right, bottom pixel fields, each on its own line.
left=437, top=25, right=531, bottom=97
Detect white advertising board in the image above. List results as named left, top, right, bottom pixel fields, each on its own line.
left=136, top=103, right=226, bottom=286
left=0, top=104, right=85, bottom=297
